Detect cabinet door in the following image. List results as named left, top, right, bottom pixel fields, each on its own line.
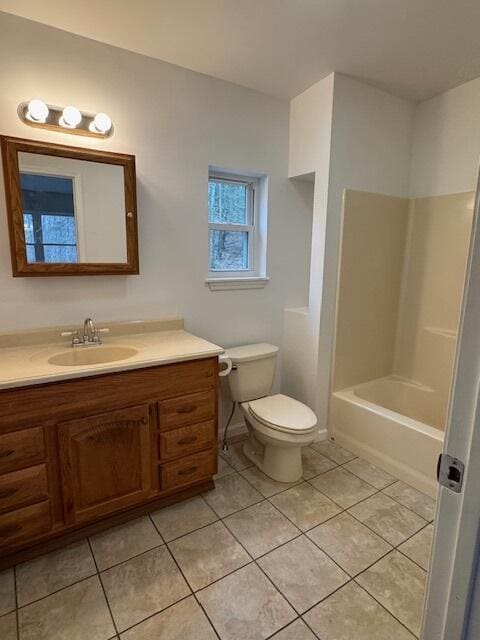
left=58, top=404, right=153, bottom=524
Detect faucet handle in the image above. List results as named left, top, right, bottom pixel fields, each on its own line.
left=61, top=330, right=82, bottom=346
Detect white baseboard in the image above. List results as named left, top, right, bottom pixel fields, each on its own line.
left=313, top=427, right=328, bottom=443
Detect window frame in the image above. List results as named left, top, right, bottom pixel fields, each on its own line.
left=208, top=172, right=259, bottom=278
left=20, top=164, right=87, bottom=262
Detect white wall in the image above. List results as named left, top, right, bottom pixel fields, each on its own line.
left=410, top=77, right=480, bottom=197
left=0, top=11, right=312, bottom=370
left=283, top=74, right=333, bottom=415
left=285, top=72, right=414, bottom=427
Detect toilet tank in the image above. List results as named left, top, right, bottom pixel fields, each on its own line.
left=226, top=343, right=279, bottom=403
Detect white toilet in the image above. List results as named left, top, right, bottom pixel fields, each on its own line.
left=225, top=343, right=317, bottom=482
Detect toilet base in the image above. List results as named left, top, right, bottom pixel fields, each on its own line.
left=242, top=433, right=303, bottom=483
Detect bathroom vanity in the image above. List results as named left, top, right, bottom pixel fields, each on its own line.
left=0, top=319, right=222, bottom=569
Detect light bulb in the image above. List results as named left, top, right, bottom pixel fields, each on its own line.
left=89, top=112, right=112, bottom=135
left=26, top=99, right=49, bottom=123
left=60, top=105, right=82, bottom=128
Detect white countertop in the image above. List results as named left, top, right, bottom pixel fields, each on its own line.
left=0, top=324, right=224, bottom=390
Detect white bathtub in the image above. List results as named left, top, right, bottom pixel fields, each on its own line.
left=331, top=377, right=444, bottom=496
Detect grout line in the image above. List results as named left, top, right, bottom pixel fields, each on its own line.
left=6, top=447, right=432, bottom=640
left=14, top=572, right=97, bottom=611
left=13, top=565, right=19, bottom=640
left=352, top=578, right=421, bottom=638
left=87, top=538, right=120, bottom=638
left=161, top=543, right=222, bottom=640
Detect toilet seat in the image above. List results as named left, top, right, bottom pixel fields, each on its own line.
left=248, top=394, right=317, bottom=434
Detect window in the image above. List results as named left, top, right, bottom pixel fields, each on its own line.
left=208, top=174, right=255, bottom=274
left=20, top=173, right=78, bottom=263
left=207, top=169, right=268, bottom=289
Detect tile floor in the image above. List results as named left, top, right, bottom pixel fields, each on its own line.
left=0, top=439, right=436, bottom=640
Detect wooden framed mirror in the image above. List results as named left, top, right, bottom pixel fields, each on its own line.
left=1, top=136, right=139, bottom=276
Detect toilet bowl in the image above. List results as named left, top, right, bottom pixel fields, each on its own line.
left=225, top=344, right=317, bottom=482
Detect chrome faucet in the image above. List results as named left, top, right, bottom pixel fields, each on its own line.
left=83, top=317, right=100, bottom=344
left=62, top=317, right=108, bottom=347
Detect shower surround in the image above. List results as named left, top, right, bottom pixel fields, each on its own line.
left=331, top=189, right=474, bottom=495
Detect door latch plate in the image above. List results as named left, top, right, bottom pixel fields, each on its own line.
left=437, top=454, right=465, bottom=493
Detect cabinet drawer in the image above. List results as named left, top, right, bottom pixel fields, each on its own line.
left=160, top=450, right=216, bottom=490
left=158, top=390, right=215, bottom=431
left=0, top=464, right=49, bottom=514
left=0, top=427, right=45, bottom=475
left=0, top=501, right=51, bottom=549
left=159, top=421, right=216, bottom=461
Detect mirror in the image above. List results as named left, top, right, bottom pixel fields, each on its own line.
left=1, top=137, right=138, bottom=276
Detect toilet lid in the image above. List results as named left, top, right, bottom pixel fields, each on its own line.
left=248, top=394, right=317, bottom=433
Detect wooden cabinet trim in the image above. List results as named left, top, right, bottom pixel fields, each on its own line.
left=0, top=356, right=219, bottom=566
left=159, top=420, right=216, bottom=461
left=0, top=426, right=45, bottom=474
left=0, top=464, right=49, bottom=514
left=58, top=403, right=153, bottom=524
left=0, top=501, right=51, bottom=549
left=0, top=357, right=218, bottom=432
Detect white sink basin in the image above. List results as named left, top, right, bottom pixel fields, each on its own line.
left=48, top=346, right=139, bottom=367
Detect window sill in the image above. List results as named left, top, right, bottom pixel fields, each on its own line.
left=205, top=276, right=269, bottom=291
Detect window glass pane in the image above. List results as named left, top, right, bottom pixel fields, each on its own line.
left=26, top=244, right=36, bottom=262
left=209, top=229, right=249, bottom=271
left=208, top=180, right=248, bottom=224
left=43, top=245, right=78, bottom=263
left=23, top=213, right=34, bottom=244
left=41, top=214, right=77, bottom=244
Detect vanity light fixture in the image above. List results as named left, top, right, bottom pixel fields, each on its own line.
left=26, top=99, right=49, bottom=123
left=89, top=112, right=112, bottom=135
left=18, top=100, right=114, bottom=138
left=59, top=105, right=82, bottom=129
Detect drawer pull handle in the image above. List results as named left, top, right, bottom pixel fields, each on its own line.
left=177, top=405, right=196, bottom=414
left=177, top=436, right=197, bottom=446
left=0, top=523, right=21, bottom=538
left=178, top=465, right=198, bottom=476
left=0, top=449, right=14, bottom=459
left=0, top=488, right=17, bottom=500
left=140, top=417, right=148, bottom=425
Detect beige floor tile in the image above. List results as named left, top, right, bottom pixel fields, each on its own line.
left=203, top=473, right=262, bottom=517
left=302, top=447, right=337, bottom=479
left=257, top=536, right=348, bottom=613
left=16, top=540, right=97, bottom=606
left=310, top=467, right=377, bottom=509
left=240, top=466, right=301, bottom=498
left=101, top=546, right=190, bottom=632
left=169, top=521, right=250, bottom=590
left=383, top=481, right=436, bottom=521
left=150, top=496, right=217, bottom=541
left=270, top=483, right=341, bottom=531
left=215, top=456, right=236, bottom=478
left=224, top=500, right=300, bottom=558
left=270, top=619, right=317, bottom=639
left=304, top=581, right=416, bottom=640
left=120, top=596, right=217, bottom=640
left=90, top=516, right=163, bottom=571
left=0, top=612, right=17, bottom=640
left=399, top=524, right=433, bottom=570
left=356, top=550, right=427, bottom=636
left=344, top=458, right=396, bottom=489
left=18, top=575, right=115, bottom=640
left=307, top=512, right=392, bottom=576
left=197, top=563, right=296, bottom=640
left=310, top=440, right=356, bottom=464
left=348, top=493, right=427, bottom=546
left=0, top=568, right=15, bottom=616
left=219, top=441, right=253, bottom=471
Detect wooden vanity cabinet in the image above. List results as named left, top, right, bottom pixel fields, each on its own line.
left=0, top=357, right=218, bottom=568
